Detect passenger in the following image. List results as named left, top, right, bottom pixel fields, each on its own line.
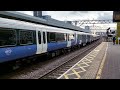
left=113, top=36, right=116, bottom=45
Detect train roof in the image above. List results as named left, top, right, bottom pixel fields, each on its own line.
left=0, top=11, right=88, bottom=33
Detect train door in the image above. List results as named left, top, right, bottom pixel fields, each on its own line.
left=42, top=31, right=47, bottom=53
left=67, top=33, right=71, bottom=47
left=79, top=33, right=82, bottom=45
left=36, top=30, right=42, bottom=54
left=86, top=34, right=88, bottom=43
left=75, top=32, right=77, bottom=45
left=36, top=30, right=47, bottom=54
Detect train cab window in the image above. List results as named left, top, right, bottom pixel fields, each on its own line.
left=0, top=29, right=16, bottom=47
left=38, top=31, right=41, bottom=44
left=43, top=32, right=46, bottom=44
left=20, top=30, right=34, bottom=45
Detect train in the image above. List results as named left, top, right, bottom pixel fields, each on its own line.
left=0, top=17, right=100, bottom=64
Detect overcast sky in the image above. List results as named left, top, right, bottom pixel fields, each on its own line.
left=17, top=11, right=117, bottom=30
left=17, top=11, right=113, bottom=20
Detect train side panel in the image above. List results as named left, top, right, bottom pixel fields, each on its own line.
left=47, top=41, right=67, bottom=52
left=0, top=45, right=37, bottom=63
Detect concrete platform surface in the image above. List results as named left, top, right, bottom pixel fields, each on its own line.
left=58, top=42, right=107, bottom=79
left=101, top=42, right=120, bottom=79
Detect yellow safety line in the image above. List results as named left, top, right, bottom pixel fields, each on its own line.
left=65, top=72, right=76, bottom=76
left=88, top=54, right=96, bottom=57
left=83, top=60, right=92, bottom=63
left=78, top=66, right=87, bottom=71
left=81, top=61, right=91, bottom=66
left=71, top=69, right=81, bottom=79
left=86, top=58, right=94, bottom=61
left=57, top=42, right=104, bottom=79
left=73, top=67, right=85, bottom=71
left=77, top=63, right=87, bottom=68
left=77, top=70, right=86, bottom=73
left=84, top=57, right=93, bottom=61
left=64, top=74, right=69, bottom=79
left=96, top=43, right=108, bottom=79
left=85, top=56, right=94, bottom=60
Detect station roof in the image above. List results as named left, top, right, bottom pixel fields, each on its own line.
left=0, top=11, right=87, bottom=32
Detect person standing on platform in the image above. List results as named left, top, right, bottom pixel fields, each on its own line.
left=113, top=36, right=116, bottom=45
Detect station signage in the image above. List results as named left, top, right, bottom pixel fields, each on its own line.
left=113, top=11, right=120, bottom=22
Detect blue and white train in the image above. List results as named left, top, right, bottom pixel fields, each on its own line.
left=0, top=17, right=100, bottom=63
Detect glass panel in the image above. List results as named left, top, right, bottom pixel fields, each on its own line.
left=78, top=34, right=80, bottom=39
left=56, top=33, right=66, bottom=42
left=69, top=34, right=75, bottom=41
left=43, top=32, right=46, bottom=44
left=38, top=31, right=41, bottom=44
left=0, top=29, right=16, bottom=46
left=20, top=30, right=33, bottom=45
left=47, top=32, right=50, bottom=43
left=49, top=32, right=56, bottom=42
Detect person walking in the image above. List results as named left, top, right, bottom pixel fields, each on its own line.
left=113, top=36, right=116, bottom=45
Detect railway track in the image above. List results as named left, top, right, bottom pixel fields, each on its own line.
left=39, top=39, right=102, bottom=79
left=0, top=39, right=102, bottom=79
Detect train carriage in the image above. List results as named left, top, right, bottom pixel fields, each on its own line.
left=0, top=17, right=37, bottom=63
left=81, top=32, right=87, bottom=46
left=0, top=16, right=100, bottom=63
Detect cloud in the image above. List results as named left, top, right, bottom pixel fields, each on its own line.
left=96, top=11, right=113, bottom=20
left=66, top=11, right=89, bottom=15
left=16, top=11, right=116, bottom=30
left=17, top=11, right=33, bottom=16
left=42, top=11, right=113, bottom=21
left=16, top=11, right=113, bottom=21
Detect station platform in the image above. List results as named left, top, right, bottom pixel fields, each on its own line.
left=58, top=42, right=120, bottom=79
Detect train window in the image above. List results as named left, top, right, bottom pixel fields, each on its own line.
left=78, top=34, right=82, bottom=40
left=68, top=34, right=70, bottom=41
left=66, top=33, right=68, bottom=41
left=49, top=32, right=56, bottom=42
left=78, top=34, right=80, bottom=39
left=82, top=35, right=85, bottom=39
left=47, top=32, right=50, bottom=43
left=43, top=32, right=46, bottom=44
left=69, top=34, right=74, bottom=41
left=20, top=30, right=34, bottom=45
left=56, top=33, right=66, bottom=42
left=65, top=33, right=67, bottom=41
left=38, top=31, right=41, bottom=44
left=0, top=29, right=16, bottom=47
